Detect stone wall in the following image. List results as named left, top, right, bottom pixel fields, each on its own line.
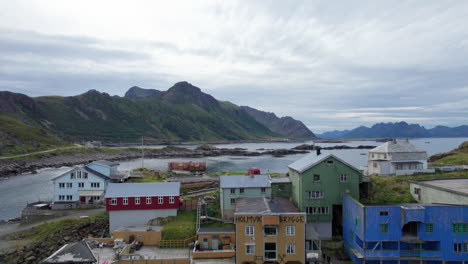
left=0, top=217, right=109, bottom=264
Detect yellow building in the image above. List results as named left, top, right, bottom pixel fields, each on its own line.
left=235, top=197, right=306, bottom=264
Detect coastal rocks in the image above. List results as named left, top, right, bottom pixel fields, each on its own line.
left=0, top=218, right=109, bottom=264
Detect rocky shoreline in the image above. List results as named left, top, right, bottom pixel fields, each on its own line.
left=0, top=144, right=375, bottom=177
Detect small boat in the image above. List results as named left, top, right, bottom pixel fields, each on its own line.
left=360, top=153, right=366, bottom=155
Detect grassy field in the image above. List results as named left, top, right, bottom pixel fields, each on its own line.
left=160, top=211, right=196, bottom=240
left=430, top=141, right=468, bottom=165
left=364, top=170, right=468, bottom=204
left=128, top=168, right=168, bottom=183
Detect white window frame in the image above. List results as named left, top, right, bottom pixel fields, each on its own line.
left=66, top=195, right=73, bottom=201
left=230, top=198, right=236, bottom=204
left=59, top=195, right=65, bottom=201
left=245, top=225, right=254, bottom=236
left=111, top=198, right=117, bottom=205
left=70, top=172, right=75, bottom=179
left=239, top=188, right=244, bottom=194
left=78, top=182, right=84, bottom=188
left=123, top=197, right=128, bottom=205
left=169, top=196, right=175, bottom=204
left=59, top=183, right=65, bottom=188
left=326, top=159, right=334, bottom=165
left=146, top=197, right=152, bottom=204
left=261, top=187, right=266, bottom=193
left=286, top=225, right=295, bottom=236
left=66, top=183, right=72, bottom=188
left=230, top=188, right=235, bottom=194
left=286, top=243, right=296, bottom=254
left=135, top=197, right=140, bottom=205
left=340, top=174, right=348, bottom=182
left=245, top=244, right=255, bottom=255
left=77, top=171, right=82, bottom=179
left=308, top=191, right=324, bottom=199
left=158, top=196, right=164, bottom=204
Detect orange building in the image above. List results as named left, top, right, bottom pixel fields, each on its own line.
left=235, top=197, right=306, bottom=264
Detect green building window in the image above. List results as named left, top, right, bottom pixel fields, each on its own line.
left=425, top=223, right=434, bottom=233
left=380, top=224, right=388, bottom=233
left=453, top=223, right=468, bottom=233
left=313, top=174, right=320, bottom=182
left=355, top=218, right=359, bottom=228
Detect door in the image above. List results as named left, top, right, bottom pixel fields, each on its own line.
left=80, top=196, right=86, bottom=204
left=202, top=237, right=209, bottom=249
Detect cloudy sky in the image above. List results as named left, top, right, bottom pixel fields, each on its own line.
left=1, top=0, right=468, bottom=133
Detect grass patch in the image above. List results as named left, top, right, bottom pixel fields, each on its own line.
left=128, top=168, right=168, bottom=183
left=364, top=171, right=468, bottom=204
left=160, top=211, right=196, bottom=240
left=430, top=141, right=468, bottom=165
left=201, top=222, right=235, bottom=228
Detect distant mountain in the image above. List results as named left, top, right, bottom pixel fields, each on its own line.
left=241, top=106, right=316, bottom=139
left=319, top=122, right=468, bottom=138
left=2, top=82, right=317, bottom=149
left=124, top=86, right=162, bottom=99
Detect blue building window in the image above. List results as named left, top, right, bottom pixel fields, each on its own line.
left=453, top=223, right=468, bottom=233
left=425, top=223, right=434, bottom=233
left=380, top=223, right=388, bottom=233
left=453, top=243, right=468, bottom=253
left=380, top=210, right=389, bottom=216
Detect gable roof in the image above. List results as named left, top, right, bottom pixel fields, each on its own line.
left=42, top=241, right=96, bottom=263
left=235, top=197, right=301, bottom=214
left=288, top=153, right=361, bottom=174
left=105, top=182, right=180, bottom=198
left=91, top=160, right=119, bottom=167
left=220, top=174, right=271, bottom=188
left=83, top=166, right=109, bottom=180
left=370, top=140, right=426, bottom=154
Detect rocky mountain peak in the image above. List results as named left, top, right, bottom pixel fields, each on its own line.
left=124, top=86, right=162, bottom=99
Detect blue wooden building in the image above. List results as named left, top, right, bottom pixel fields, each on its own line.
left=343, top=195, right=468, bottom=264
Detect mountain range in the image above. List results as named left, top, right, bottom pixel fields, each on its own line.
left=0, top=81, right=315, bottom=155
left=318, top=122, right=468, bottom=138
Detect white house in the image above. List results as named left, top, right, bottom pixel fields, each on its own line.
left=51, top=160, right=123, bottom=209
left=367, top=139, right=433, bottom=176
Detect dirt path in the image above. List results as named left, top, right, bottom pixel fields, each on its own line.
left=0, top=208, right=105, bottom=251
left=0, top=146, right=80, bottom=160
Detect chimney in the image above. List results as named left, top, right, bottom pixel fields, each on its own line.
left=392, top=138, right=397, bottom=144
left=316, top=148, right=321, bottom=155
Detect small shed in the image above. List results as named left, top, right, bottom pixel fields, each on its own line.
left=41, top=241, right=97, bottom=264
left=247, top=168, right=261, bottom=175
left=168, top=161, right=206, bottom=172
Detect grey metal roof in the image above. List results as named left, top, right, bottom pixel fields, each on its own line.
left=413, top=179, right=468, bottom=196
left=52, top=166, right=108, bottom=181
left=288, top=153, right=360, bottom=174
left=42, top=241, right=96, bottom=263
left=197, top=227, right=235, bottom=234
left=235, top=197, right=300, bottom=214
left=84, top=166, right=109, bottom=180
left=93, top=160, right=120, bottom=167
left=105, top=182, right=180, bottom=198
left=370, top=140, right=427, bottom=154
left=270, top=177, right=291, bottom=183
left=220, top=174, right=271, bottom=188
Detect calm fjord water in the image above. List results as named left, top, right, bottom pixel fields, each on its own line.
left=0, top=137, right=466, bottom=221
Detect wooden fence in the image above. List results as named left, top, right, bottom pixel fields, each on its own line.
left=159, top=236, right=196, bottom=248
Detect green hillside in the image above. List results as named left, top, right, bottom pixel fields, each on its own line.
left=429, top=141, right=468, bottom=165
left=0, top=114, right=70, bottom=155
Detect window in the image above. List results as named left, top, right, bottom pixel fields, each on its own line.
left=169, top=196, right=175, bottom=204
left=76, top=171, right=82, bottom=179
left=326, top=160, right=334, bottom=165
left=245, top=225, right=254, bottom=236
left=111, top=198, right=117, bottom=205
left=264, top=243, right=277, bottom=260
left=58, top=195, right=65, bottom=201
left=59, top=183, right=65, bottom=188
left=123, top=197, right=128, bottom=205
left=84, top=172, right=88, bottom=179
left=383, top=154, right=387, bottom=159
left=239, top=188, right=244, bottom=194
left=70, top=172, right=75, bottom=179
left=307, top=206, right=329, bottom=215
left=286, top=225, right=295, bottom=236
left=158, top=196, right=164, bottom=204
left=264, top=225, right=277, bottom=236
left=414, top=188, right=421, bottom=195
left=261, top=187, right=266, bottom=193
left=340, top=174, right=348, bottom=182
left=373, top=162, right=377, bottom=168
left=146, top=197, right=152, bottom=204
left=286, top=243, right=296, bottom=254
left=91, top=182, right=100, bottom=188
left=380, top=224, right=389, bottom=233
left=245, top=244, right=255, bottom=255
left=78, top=182, right=84, bottom=188
left=313, top=174, right=320, bottom=182
left=230, top=188, right=235, bottom=194
left=135, top=197, right=140, bottom=205
left=66, top=183, right=72, bottom=188
left=66, top=195, right=73, bottom=201
left=380, top=211, right=389, bottom=216
left=308, top=191, right=324, bottom=199
left=230, top=198, right=236, bottom=204
left=371, top=154, right=375, bottom=158
left=454, top=243, right=467, bottom=253
left=425, top=223, right=434, bottom=233
left=453, top=223, right=468, bottom=233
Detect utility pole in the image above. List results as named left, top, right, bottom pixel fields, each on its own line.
left=141, top=136, right=144, bottom=169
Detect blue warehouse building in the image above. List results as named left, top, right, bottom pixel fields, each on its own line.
left=343, top=195, right=468, bottom=264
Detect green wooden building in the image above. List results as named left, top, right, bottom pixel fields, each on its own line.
left=288, top=151, right=362, bottom=239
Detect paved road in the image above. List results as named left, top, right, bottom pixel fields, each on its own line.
left=0, top=146, right=81, bottom=160
left=0, top=208, right=105, bottom=251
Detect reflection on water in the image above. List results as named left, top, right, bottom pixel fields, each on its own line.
left=0, top=137, right=466, bottom=221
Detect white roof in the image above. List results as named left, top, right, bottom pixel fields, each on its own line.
left=288, top=153, right=360, bottom=174
left=370, top=140, right=426, bottom=154
left=105, top=182, right=180, bottom=198
left=220, top=174, right=271, bottom=188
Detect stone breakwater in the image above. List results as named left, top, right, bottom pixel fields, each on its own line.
left=0, top=217, right=109, bottom=264
left=0, top=144, right=375, bottom=177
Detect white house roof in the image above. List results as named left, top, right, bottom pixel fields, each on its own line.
left=288, top=153, right=360, bottom=174
left=370, top=140, right=426, bottom=154
left=105, top=182, right=180, bottom=198
left=220, top=174, right=271, bottom=188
